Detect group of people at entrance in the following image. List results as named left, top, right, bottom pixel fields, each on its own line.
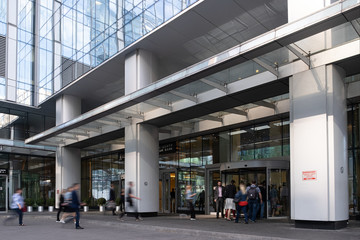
left=214, top=180, right=264, bottom=223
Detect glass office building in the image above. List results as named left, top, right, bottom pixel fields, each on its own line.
left=0, top=0, right=359, bottom=229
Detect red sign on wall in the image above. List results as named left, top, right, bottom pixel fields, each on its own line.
left=302, top=171, right=317, bottom=181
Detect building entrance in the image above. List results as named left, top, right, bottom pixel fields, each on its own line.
left=215, top=159, right=290, bottom=219
left=0, top=175, right=8, bottom=212
left=159, top=170, right=176, bottom=213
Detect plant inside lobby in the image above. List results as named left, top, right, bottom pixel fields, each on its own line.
left=83, top=197, right=91, bottom=212
left=115, top=197, right=121, bottom=213
left=97, top=198, right=106, bottom=212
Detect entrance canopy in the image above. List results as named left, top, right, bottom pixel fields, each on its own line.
left=25, top=1, right=360, bottom=148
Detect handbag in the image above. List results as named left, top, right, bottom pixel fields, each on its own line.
left=239, top=201, right=248, bottom=206
left=106, top=201, right=116, bottom=209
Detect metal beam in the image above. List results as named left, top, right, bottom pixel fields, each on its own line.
left=169, top=90, right=197, bottom=103
left=223, top=108, right=247, bottom=116
left=145, top=99, right=172, bottom=111
left=198, top=115, right=223, bottom=122
left=253, top=58, right=278, bottom=77
left=200, top=79, right=228, bottom=93
left=79, top=125, right=102, bottom=133
left=67, top=129, right=90, bottom=137
left=103, top=115, right=132, bottom=124
left=286, top=44, right=310, bottom=67
left=351, top=19, right=360, bottom=36
left=95, top=119, right=123, bottom=127
left=115, top=111, right=144, bottom=120
left=254, top=100, right=276, bottom=109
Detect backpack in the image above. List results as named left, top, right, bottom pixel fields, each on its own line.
left=247, top=186, right=258, bottom=200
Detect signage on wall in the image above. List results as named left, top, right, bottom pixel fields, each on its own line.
left=159, top=142, right=177, bottom=154
left=0, top=169, right=8, bottom=174
left=302, top=170, right=317, bottom=181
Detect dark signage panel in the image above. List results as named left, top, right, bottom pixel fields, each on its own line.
left=0, top=169, right=8, bottom=174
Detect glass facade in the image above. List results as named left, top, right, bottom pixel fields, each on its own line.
left=0, top=152, right=55, bottom=207
left=35, top=0, right=200, bottom=104
left=0, top=106, right=55, bottom=141
left=159, top=117, right=290, bottom=212
left=348, top=103, right=360, bottom=216
left=81, top=151, right=124, bottom=206
left=0, top=0, right=6, bottom=36
left=17, top=0, right=35, bottom=105
left=38, top=0, right=54, bottom=103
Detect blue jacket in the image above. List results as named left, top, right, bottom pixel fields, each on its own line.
left=71, top=190, right=80, bottom=209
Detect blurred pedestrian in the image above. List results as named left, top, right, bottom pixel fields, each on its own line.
left=170, top=188, right=176, bottom=213
left=234, top=182, right=248, bottom=224
left=109, top=184, right=116, bottom=215
left=11, top=188, right=25, bottom=226
left=56, top=189, right=65, bottom=222
left=59, top=186, right=75, bottom=224
left=70, top=183, right=84, bottom=229
left=119, top=181, right=142, bottom=221
left=185, top=185, right=197, bottom=221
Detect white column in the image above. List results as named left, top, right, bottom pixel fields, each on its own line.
left=55, top=95, right=81, bottom=208
left=290, top=65, right=348, bottom=229
left=125, top=123, right=159, bottom=213
left=125, top=49, right=159, bottom=214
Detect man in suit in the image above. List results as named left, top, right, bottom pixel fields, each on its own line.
left=70, top=183, right=84, bottom=229
left=214, top=180, right=225, bottom=219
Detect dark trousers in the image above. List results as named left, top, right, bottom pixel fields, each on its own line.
left=216, top=197, right=224, bottom=218
left=74, top=208, right=80, bottom=227
left=248, top=199, right=259, bottom=221
left=188, top=200, right=195, bottom=219
left=57, top=206, right=64, bottom=221
left=15, top=208, right=23, bottom=225
left=235, top=205, right=248, bottom=223
left=127, top=200, right=139, bottom=219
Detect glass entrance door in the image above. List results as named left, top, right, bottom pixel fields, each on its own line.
left=206, top=168, right=221, bottom=214
left=0, top=175, right=7, bottom=212
left=160, top=170, right=176, bottom=213
left=268, top=169, right=289, bottom=218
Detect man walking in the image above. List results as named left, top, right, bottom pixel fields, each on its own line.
left=246, top=180, right=262, bottom=223
left=214, top=181, right=224, bottom=219
left=120, top=181, right=142, bottom=221
left=70, top=183, right=84, bottom=229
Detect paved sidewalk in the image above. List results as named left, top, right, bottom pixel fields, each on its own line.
left=1, top=211, right=360, bottom=240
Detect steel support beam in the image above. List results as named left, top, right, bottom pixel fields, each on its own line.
left=169, top=90, right=197, bottom=103
left=253, top=58, right=279, bottom=77
left=254, top=100, right=276, bottom=109
left=286, top=44, right=310, bottom=67
left=200, top=79, right=228, bottom=93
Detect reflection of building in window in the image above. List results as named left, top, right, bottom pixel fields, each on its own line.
left=0, top=113, right=19, bottom=129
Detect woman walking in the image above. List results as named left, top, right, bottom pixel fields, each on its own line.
left=234, top=182, right=248, bottom=224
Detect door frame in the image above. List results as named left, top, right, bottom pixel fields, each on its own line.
left=0, top=174, right=8, bottom=213
left=159, top=168, right=177, bottom=213
left=205, top=164, right=221, bottom=215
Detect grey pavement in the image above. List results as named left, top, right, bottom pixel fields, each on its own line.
left=1, top=211, right=359, bottom=240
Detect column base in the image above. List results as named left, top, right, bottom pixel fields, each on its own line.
left=126, top=212, right=158, bottom=217
left=295, top=220, right=348, bottom=230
